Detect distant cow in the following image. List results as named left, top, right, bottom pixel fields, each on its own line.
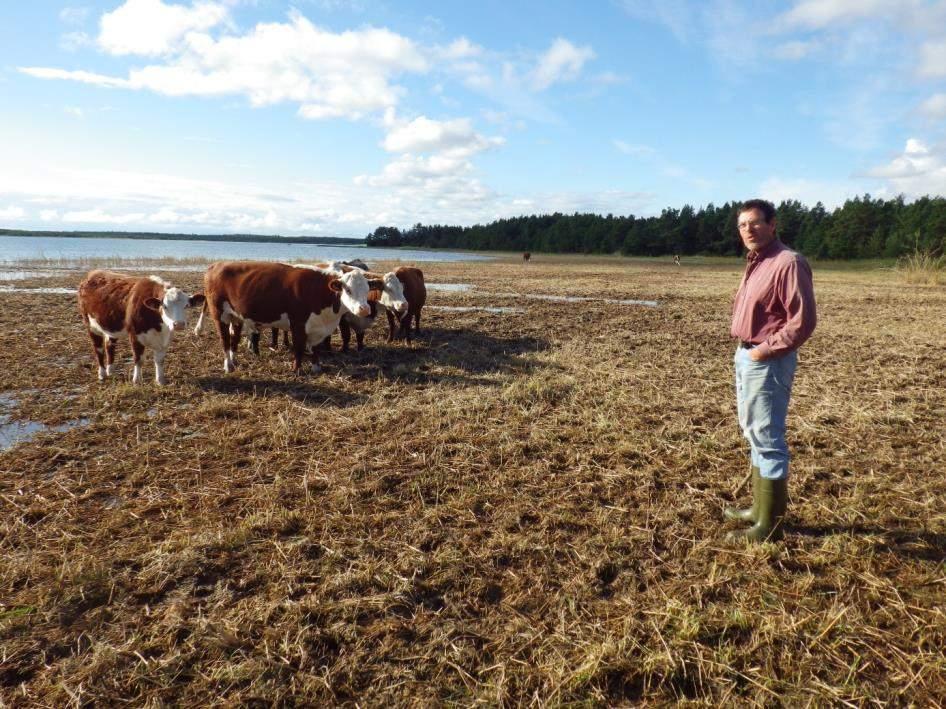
left=78, top=270, right=204, bottom=385
left=673, top=254, right=681, bottom=266
left=198, top=261, right=380, bottom=374
left=523, top=252, right=531, bottom=262
left=387, top=267, right=426, bottom=344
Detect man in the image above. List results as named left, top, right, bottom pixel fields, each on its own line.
left=725, top=199, right=816, bottom=542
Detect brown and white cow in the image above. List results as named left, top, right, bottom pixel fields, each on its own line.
left=77, top=270, right=204, bottom=385
left=198, top=261, right=380, bottom=374
left=248, top=261, right=408, bottom=354
left=322, top=261, right=408, bottom=352
left=386, top=266, right=426, bottom=344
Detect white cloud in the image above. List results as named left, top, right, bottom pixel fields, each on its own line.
left=618, top=0, right=694, bottom=42
left=40, top=210, right=60, bottom=222
left=59, top=6, right=90, bottom=25
left=919, top=93, right=946, bottom=119
left=531, top=38, right=595, bottom=90
left=436, top=37, right=483, bottom=60
left=775, top=0, right=900, bottom=30
left=383, top=116, right=503, bottom=155
left=65, top=106, right=85, bottom=119
left=24, top=11, right=428, bottom=121
left=19, top=67, right=131, bottom=88
left=0, top=206, right=27, bottom=221
left=865, top=140, right=946, bottom=199
left=98, top=0, right=230, bottom=56
left=63, top=208, right=148, bottom=224
left=613, top=140, right=656, bottom=157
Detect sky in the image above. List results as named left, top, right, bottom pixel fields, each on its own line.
left=2, top=0, right=946, bottom=237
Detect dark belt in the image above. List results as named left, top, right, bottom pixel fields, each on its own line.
left=739, top=341, right=755, bottom=349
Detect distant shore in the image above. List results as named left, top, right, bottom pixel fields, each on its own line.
left=0, top=229, right=365, bottom=246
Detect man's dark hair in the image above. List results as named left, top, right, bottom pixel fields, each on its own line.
left=738, top=198, right=776, bottom=223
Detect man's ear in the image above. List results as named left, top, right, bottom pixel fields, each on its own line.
left=144, top=297, right=162, bottom=312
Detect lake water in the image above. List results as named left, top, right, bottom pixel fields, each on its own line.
left=0, top=235, right=490, bottom=264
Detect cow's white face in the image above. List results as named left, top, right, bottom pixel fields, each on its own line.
left=337, top=269, right=372, bottom=317
left=379, top=272, right=408, bottom=315
left=160, top=288, right=199, bottom=330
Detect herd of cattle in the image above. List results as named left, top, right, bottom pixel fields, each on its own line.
left=77, top=260, right=427, bottom=385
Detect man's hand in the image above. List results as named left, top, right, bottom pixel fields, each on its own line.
left=749, top=348, right=766, bottom=362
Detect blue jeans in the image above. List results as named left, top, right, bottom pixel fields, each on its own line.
left=734, top=346, right=797, bottom=480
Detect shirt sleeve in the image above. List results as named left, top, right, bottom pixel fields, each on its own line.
left=754, top=256, right=816, bottom=359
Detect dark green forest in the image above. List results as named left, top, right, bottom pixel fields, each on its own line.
left=365, top=195, right=946, bottom=259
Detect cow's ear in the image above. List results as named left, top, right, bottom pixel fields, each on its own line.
left=367, top=289, right=380, bottom=302
left=328, top=279, right=343, bottom=293
left=144, top=297, right=162, bottom=311
left=188, top=293, right=206, bottom=307
left=367, top=278, right=385, bottom=291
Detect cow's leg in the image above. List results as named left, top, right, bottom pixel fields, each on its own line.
left=229, top=321, right=244, bottom=369
left=386, top=310, right=397, bottom=342
left=130, top=337, right=145, bottom=384
left=214, top=318, right=235, bottom=372
left=356, top=329, right=365, bottom=351
left=105, top=337, right=117, bottom=377
left=401, top=312, right=413, bottom=344
left=153, top=349, right=167, bottom=386
left=268, top=328, right=279, bottom=352
left=289, top=321, right=309, bottom=374
left=282, top=331, right=290, bottom=349
left=249, top=332, right=261, bottom=356
left=88, top=331, right=107, bottom=380
left=339, top=319, right=352, bottom=352
left=413, top=310, right=421, bottom=337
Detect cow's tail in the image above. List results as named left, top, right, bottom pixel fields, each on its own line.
left=193, top=300, right=208, bottom=336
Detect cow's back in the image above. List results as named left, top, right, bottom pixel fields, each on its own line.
left=205, top=261, right=337, bottom=321
left=78, top=270, right=137, bottom=331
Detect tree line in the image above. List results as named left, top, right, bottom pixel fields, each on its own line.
left=365, top=195, right=946, bottom=259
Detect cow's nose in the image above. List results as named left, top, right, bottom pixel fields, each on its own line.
left=358, top=305, right=371, bottom=317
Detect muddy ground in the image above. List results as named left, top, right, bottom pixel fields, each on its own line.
left=1, top=254, right=944, bottom=705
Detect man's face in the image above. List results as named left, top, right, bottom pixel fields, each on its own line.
left=737, top=208, right=777, bottom=252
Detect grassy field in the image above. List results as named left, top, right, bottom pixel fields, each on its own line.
left=1, top=254, right=944, bottom=706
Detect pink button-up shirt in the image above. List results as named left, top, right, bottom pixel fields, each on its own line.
left=731, top=239, right=816, bottom=359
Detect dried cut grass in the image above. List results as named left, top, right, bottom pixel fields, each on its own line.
left=1, top=254, right=945, bottom=706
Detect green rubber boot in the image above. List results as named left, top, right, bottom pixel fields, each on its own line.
left=726, top=476, right=788, bottom=543
left=724, top=464, right=760, bottom=523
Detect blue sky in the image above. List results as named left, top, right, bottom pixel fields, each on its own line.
left=2, top=0, right=946, bottom=236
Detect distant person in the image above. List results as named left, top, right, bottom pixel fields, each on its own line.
left=724, top=199, right=816, bottom=542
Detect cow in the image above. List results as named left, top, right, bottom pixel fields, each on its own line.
left=248, top=261, right=408, bottom=354
left=386, top=266, right=426, bottom=344
left=523, top=252, right=531, bottom=262
left=329, top=263, right=408, bottom=352
left=198, top=261, right=380, bottom=374
left=77, top=270, right=204, bottom=385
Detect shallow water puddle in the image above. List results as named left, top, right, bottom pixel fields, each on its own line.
left=428, top=305, right=525, bottom=314
left=0, top=394, right=90, bottom=451
left=427, top=283, right=475, bottom=292
left=0, top=270, right=73, bottom=281
left=0, top=286, right=77, bottom=295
